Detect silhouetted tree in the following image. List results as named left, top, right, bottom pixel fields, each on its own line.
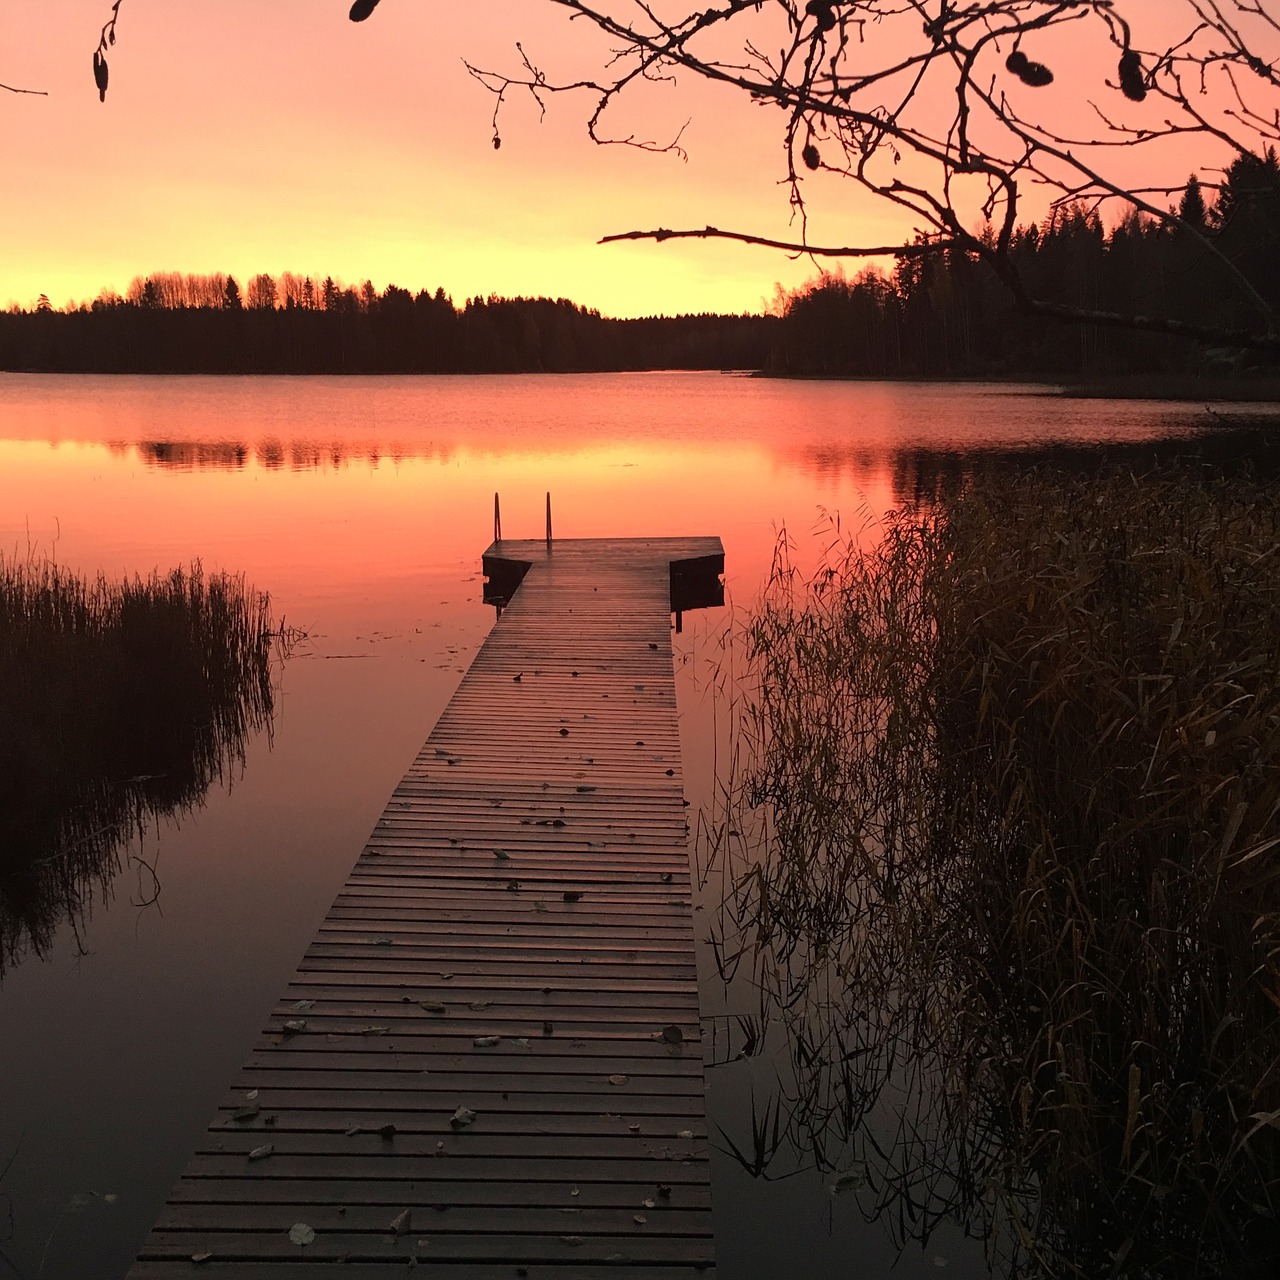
left=1179, top=177, right=1208, bottom=232
left=458, top=2, right=1280, bottom=351
left=247, top=273, right=276, bottom=311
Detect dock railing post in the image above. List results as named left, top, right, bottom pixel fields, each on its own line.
left=545, top=492, right=552, bottom=548
left=494, top=492, right=502, bottom=543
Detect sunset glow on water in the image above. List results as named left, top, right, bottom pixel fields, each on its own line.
left=2, top=371, right=1266, bottom=1278
left=4, top=2, right=1279, bottom=1274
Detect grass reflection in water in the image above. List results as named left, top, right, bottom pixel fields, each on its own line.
left=0, top=556, right=287, bottom=974
left=706, top=464, right=1280, bottom=1278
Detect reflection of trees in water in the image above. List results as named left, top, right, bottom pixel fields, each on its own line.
left=0, top=558, right=283, bottom=974
left=704, top=466, right=1280, bottom=1277
left=104, top=439, right=455, bottom=472
left=888, top=428, right=1280, bottom=509
left=779, top=422, right=1280, bottom=509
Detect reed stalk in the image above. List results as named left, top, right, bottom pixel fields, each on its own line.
left=707, top=462, right=1280, bottom=1277
left=0, top=555, right=286, bottom=972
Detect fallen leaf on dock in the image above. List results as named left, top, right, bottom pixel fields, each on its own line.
left=562, top=891, right=583, bottom=903
left=291, top=1000, right=314, bottom=1012
left=469, top=999, right=491, bottom=1011
left=288, top=1223, right=315, bottom=1246
left=449, top=1107, right=476, bottom=1129
left=608, top=1074, right=629, bottom=1086
left=493, top=848, right=510, bottom=860
left=248, top=1144, right=274, bottom=1161
left=191, top=1252, right=213, bottom=1264
left=282, top=1019, right=307, bottom=1036
left=390, top=1208, right=412, bottom=1235
left=473, top=1036, right=500, bottom=1048
left=231, top=1103, right=260, bottom=1122
left=661, top=1025, right=684, bottom=1045
left=418, top=1000, right=447, bottom=1014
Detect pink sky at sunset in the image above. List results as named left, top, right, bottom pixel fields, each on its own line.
left=1, top=1, right=1259, bottom=318
left=1, top=1, right=848, bottom=316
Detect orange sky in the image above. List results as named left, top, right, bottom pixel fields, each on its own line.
left=1, top=1, right=860, bottom=316
left=1, top=2, right=1258, bottom=318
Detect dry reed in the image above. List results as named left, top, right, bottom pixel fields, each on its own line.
left=0, top=555, right=284, bottom=972
left=707, top=462, right=1280, bottom=1277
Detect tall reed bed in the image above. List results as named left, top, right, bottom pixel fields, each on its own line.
left=0, top=556, right=283, bottom=971
left=708, top=463, right=1280, bottom=1277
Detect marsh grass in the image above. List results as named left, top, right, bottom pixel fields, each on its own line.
left=706, top=463, right=1280, bottom=1277
left=0, top=555, right=286, bottom=971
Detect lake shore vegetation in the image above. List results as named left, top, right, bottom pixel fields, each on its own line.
left=708, top=462, right=1280, bottom=1276
left=0, top=556, right=282, bottom=972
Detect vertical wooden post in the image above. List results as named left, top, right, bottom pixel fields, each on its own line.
left=494, top=493, right=502, bottom=544
left=545, top=492, right=552, bottom=547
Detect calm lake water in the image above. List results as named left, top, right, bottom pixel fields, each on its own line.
left=1, top=371, right=1274, bottom=1279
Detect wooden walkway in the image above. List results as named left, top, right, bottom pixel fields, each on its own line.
left=129, top=537, right=723, bottom=1279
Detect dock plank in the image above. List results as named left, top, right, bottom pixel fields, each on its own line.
left=129, top=537, right=721, bottom=1276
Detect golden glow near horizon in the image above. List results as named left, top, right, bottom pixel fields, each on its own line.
left=1, top=1, right=874, bottom=317
left=2, top=2, right=1234, bottom=319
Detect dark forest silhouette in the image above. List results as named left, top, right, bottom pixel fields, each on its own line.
left=4, top=155, right=1277, bottom=380
left=775, top=157, right=1280, bottom=379
left=1, top=280, right=773, bottom=375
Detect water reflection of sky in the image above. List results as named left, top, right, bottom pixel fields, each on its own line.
left=0, top=371, right=1274, bottom=1280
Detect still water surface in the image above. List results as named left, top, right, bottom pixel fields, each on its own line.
left=0, top=372, right=1270, bottom=1279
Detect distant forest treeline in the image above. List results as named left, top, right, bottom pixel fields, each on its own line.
left=775, top=152, right=1280, bottom=379
left=4, top=151, right=1277, bottom=379
left=0, top=277, right=773, bottom=375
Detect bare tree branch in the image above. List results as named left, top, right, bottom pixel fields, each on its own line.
left=451, top=0, right=1280, bottom=349
left=599, top=225, right=960, bottom=258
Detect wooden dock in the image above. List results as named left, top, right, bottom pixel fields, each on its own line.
left=128, top=536, right=723, bottom=1278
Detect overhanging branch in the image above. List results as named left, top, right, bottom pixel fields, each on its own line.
left=599, top=226, right=959, bottom=257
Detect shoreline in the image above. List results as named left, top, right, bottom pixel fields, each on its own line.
left=750, top=369, right=1280, bottom=402
left=3, top=365, right=1279, bottom=403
